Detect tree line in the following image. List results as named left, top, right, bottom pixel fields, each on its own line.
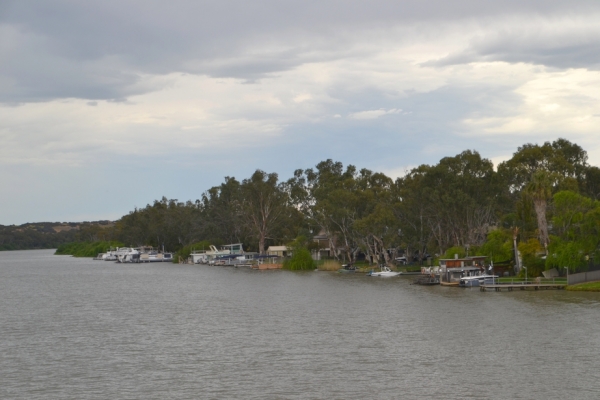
left=9, top=138, right=600, bottom=276
left=0, top=222, right=112, bottom=251
left=80, top=138, right=597, bottom=275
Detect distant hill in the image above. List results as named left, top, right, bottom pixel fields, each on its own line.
left=0, top=221, right=115, bottom=251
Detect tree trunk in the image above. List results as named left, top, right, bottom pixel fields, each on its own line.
left=373, top=235, right=392, bottom=266
left=513, top=227, right=520, bottom=272
left=533, top=198, right=549, bottom=253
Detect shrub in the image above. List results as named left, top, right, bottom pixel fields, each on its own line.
left=283, top=247, right=315, bottom=270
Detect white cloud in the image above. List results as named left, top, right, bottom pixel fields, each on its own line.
left=378, top=165, right=415, bottom=180
left=349, top=108, right=402, bottom=120
left=462, top=67, right=600, bottom=135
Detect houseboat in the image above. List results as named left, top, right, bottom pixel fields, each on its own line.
left=439, top=255, right=487, bottom=286
left=190, top=243, right=244, bottom=264
left=139, top=251, right=173, bottom=263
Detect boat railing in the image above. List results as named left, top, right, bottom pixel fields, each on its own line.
left=490, top=277, right=568, bottom=285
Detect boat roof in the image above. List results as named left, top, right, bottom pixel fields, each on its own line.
left=439, top=256, right=487, bottom=261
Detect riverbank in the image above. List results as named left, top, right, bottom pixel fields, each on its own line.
left=566, top=281, right=600, bottom=292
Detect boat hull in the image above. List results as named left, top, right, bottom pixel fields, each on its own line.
left=368, top=272, right=400, bottom=277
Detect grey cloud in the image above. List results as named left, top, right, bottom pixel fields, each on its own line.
left=426, top=21, right=600, bottom=69
left=2, top=0, right=600, bottom=103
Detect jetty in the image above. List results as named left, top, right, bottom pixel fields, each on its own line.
left=480, top=283, right=566, bottom=292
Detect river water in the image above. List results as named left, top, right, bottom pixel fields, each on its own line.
left=1, top=249, right=599, bottom=399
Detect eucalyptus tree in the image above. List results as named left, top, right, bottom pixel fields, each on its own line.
left=353, top=169, right=398, bottom=265
left=497, top=138, right=588, bottom=194
left=239, top=170, right=292, bottom=254
left=114, top=197, right=202, bottom=251
left=201, top=177, right=246, bottom=245
left=115, top=206, right=151, bottom=247
left=523, top=170, right=555, bottom=253
left=393, top=166, right=435, bottom=262
left=288, top=160, right=362, bottom=261
left=497, top=138, right=590, bottom=245
left=400, top=150, right=500, bottom=255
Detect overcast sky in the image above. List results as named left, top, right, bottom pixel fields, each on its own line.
left=2, top=0, right=600, bottom=224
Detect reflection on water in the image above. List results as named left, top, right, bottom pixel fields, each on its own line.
left=1, top=250, right=599, bottom=399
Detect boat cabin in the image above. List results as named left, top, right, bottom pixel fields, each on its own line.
left=190, top=243, right=244, bottom=264
left=439, top=256, right=487, bottom=284
left=266, top=246, right=290, bottom=257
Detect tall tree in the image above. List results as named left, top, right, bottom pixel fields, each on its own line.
left=524, top=170, right=554, bottom=253
left=396, top=150, right=499, bottom=256
left=240, top=170, right=290, bottom=254
left=202, top=177, right=245, bottom=244
left=289, top=160, right=363, bottom=261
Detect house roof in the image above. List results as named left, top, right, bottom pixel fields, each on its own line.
left=267, top=246, right=289, bottom=251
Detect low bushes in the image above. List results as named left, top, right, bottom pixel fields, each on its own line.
left=283, top=247, right=315, bottom=271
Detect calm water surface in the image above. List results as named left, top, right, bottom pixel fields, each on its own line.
left=1, top=250, right=599, bottom=399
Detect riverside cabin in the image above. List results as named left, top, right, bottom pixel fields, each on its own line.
left=439, top=256, right=487, bottom=286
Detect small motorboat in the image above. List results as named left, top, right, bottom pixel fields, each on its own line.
left=338, top=264, right=357, bottom=273
left=367, top=265, right=401, bottom=277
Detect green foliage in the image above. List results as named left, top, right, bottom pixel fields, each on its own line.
left=115, top=197, right=203, bottom=252
left=518, top=238, right=542, bottom=259
left=479, top=229, right=514, bottom=263
left=518, top=238, right=545, bottom=277
left=240, top=170, right=297, bottom=254
left=283, top=247, right=315, bottom=270
left=55, top=241, right=124, bottom=257
left=546, top=239, right=589, bottom=272
left=546, top=190, right=600, bottom=272
left=396, top=150, right=500, bottom=257
left=441, top=246, right=466, bottom=259
left=283, top=236, right=316, bottom=270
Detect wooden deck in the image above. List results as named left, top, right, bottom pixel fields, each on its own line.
left=480, top=283, right=566, bottom=292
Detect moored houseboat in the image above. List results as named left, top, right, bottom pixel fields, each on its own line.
left=190, top=243, right=244, bottom=264
left=439, top=255, right=487, bottom=286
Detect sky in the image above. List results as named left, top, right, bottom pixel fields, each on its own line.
left=1, top=0, right=600, bottom=225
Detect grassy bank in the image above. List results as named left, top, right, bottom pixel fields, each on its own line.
left=316, top=260, right=341, bottom=271
left=566, top=281, right=600, bottom=292
left=55, top=241, right=124, bottom=257
left=496, top=277, right=567, bottom=284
